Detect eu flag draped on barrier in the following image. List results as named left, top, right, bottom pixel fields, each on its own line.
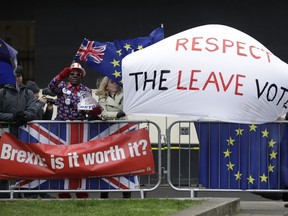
left=0, top=39, right=17, bottom=85
left=15, top=121, right=139, bottom=190
left=194, top=122, right=288, bottom=190
left=74, top=27, right=164, bottom=86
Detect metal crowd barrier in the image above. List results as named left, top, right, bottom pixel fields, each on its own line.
left=166, top=120, right=288, bottom=198
left=0, top=120, right=162, bottom=199
left=4, top=119, right=288, bottom=199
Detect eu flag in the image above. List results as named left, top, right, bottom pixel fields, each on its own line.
left=0, top=39, right=17, bottom=61
left=0, top=61, right=16, bottom=85
left=195, top=122, right=288, bottom=190
left=74, top=27, right=164, bottom=86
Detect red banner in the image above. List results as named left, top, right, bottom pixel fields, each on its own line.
left=0, top=128, right=155, bottom=179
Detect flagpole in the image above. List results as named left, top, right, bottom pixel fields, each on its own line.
left=72, top=38, right=87, bottom=66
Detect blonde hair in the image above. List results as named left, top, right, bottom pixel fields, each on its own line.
left=96, top=76, right=122, bottom=99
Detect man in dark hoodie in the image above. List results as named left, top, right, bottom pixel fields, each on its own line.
left=0, top=65, right=37, bottom=198
left=0, top=67, right=36, bottom=136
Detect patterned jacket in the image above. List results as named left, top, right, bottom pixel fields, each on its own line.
left=48, top=76, right=92, bottom=120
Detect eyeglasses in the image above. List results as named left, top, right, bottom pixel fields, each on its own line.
left=70, top=72, right=81, bottom=77
left=16, top=74, right=22, bottom=77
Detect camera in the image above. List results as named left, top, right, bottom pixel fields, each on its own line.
left=42, top=88, right=56, bottom=105
left=46, top=98, right=56, bottom=105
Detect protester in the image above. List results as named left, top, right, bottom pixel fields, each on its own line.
left=95, top=76, right=131, bottom=199
left=22, top=80, right=54, bottom=198
left=96, top=76, right=126, bottom=120
left=0, top=65, right=37, bottom=198
left=0, top=72, right=37, bottom=135
left=26, top=80, right=54, bottom=120
left=48, top=62, right=101, bottom=198
left=48, top=62, right=101, bottom=121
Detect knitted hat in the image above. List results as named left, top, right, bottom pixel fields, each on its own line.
left=15, top=65, right=24, bottom=76
left=26, top=80, right=40, bottom=93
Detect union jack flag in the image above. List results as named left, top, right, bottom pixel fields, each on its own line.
left=74, top=26, right=164, bottom=86
left=14, top=121, right=139, bottom=190
left=75, top=40, right=106, bottom=64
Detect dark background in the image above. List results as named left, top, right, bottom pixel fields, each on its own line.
left=0, top=0, right=287, bottom=88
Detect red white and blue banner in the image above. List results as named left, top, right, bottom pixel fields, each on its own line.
left=0, top=122, right=154, bottom=190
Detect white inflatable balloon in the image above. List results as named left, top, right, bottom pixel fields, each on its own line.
left=122, top=24, right=288, bottom=124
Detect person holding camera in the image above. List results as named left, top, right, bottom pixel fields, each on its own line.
left=26, top=80, right=54, bottom=120
left=22, top=80, right=54, bottom=199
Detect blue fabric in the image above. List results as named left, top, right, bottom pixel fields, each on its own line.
left=0, top=39, right=18, bottom=85
left=0, top=61, right=16, bottom=85
left=0, top=39, right=17, bottom=60
left=195, top=122, right=288, bottom=189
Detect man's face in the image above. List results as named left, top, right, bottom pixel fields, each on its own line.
left=68, top=70, right=82, bottom=85
left=16, top=74, right=23, bottom=85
